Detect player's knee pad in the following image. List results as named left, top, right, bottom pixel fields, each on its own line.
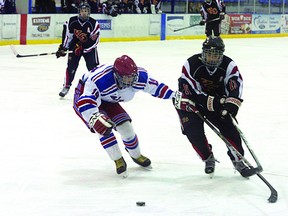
left=116, top=121, right=135, bottom=140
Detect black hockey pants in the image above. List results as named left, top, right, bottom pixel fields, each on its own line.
left=176, top=107, right=244, bottom=161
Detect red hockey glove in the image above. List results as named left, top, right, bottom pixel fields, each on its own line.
left=173, top=91, right=196, bottom=112
left=221, top=97, right=243, bottom=118
left=89, top=113, right=114, bottom=137
left=74, top=44, right=83, bottom=56
left=56, top=44, right=67, bottom=58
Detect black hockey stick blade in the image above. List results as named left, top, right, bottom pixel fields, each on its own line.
left=256, top=173, right=278, bottom=203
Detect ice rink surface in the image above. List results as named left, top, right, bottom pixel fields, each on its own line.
left=0, top=37, right=288, bottom=216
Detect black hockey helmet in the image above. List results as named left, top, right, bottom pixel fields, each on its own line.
left=202, top=36, right=225, bottom=69
left=78, top=1, right=91, bottom=21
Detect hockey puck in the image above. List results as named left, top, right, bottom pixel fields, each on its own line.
left=136, top=201, right=145, bottom=206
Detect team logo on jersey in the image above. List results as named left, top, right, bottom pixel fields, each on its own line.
left=229, top=79, right=238, bottom=91
left=207, top=7, right=218, bottom=15
left=183, top=84, right=192, bottom=95
left=200, top=78, right=219, bottom=92
left=74, top=29, right=88, bottom=43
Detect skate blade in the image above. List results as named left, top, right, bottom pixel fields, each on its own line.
left=118, top=171, right=128, bottom=178
left=208, top=172, right=214, bottom=179
left=140, top=165, right=152, bottom=170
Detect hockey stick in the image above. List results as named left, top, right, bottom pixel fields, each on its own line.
left=188, top=106, right=261, bottom=172
left=230, top=116, right=263, bottom=172
left=173, top=18, right=220, bottom=32
left=230, top=116, right=278, bottom=203
left=187, top=105, right=278, bottom=203
left=10, top=45, right=71, bottom=58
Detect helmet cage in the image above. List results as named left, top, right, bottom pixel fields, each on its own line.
left=114, top=72, right=138, bottom=89
left=202, top=48, right=224, bottom=69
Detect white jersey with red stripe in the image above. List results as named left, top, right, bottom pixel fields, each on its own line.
left=75, top=64, right=175, bottom=123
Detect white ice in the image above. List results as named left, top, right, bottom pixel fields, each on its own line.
left=0, top=37, right=287, bottom=216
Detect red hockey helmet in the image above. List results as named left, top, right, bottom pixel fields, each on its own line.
left=113, top=55, right=138, bottom=89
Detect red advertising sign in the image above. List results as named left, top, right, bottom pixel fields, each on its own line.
left=229, top=14, right=252, bottom=34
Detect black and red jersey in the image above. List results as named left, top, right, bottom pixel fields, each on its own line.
left=63, top=16, right=100, bottom=53
left=200, top=0, right=226, bottom=21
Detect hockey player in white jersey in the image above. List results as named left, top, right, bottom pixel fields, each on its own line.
left=73, top=55, right=175, bottom=176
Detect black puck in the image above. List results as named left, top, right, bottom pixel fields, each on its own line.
left=136, top=201, right=145, bottom=206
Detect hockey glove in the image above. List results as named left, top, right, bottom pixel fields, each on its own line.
left=56, top=44, right=67, bottom=58
left=221, top=97, right=243, bottom=118
left=206, top=95, right=225, bottom=113
left=89, top=113, right=114, bottom=137
left=220, top=12, right=225, bottom=20
left=173, top=91, right=196, bottom=112
left=199, top=20, right=206, bottom=26
left=74, top=44, right=83, bottom=56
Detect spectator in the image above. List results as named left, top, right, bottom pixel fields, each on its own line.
left=0, top=0, right=5, bottom=13
left=61, top=0, right=79, bottom=13
left=87, top=0, right=99, bottom=13
left=2, top=0, right=16, bottom=14
left=35, top=0, right=56, bottom=13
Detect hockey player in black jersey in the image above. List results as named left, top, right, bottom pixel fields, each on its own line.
left=199, top=0, right=226, bottom=37
left=56, top=1, right=100, bottom=97
left=173, top=36, right=255, bottom=178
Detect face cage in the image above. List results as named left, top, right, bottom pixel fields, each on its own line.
left=79, top=8, right=90, bottom=21
left=114, top=73, right=138, bottom=89
left=202, top=48, right=224, bottom=69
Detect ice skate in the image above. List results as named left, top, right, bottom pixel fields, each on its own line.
left=114, top=157, right=127, bottom=178
left=204, top=153, right=216, bottom=178
left=131, top=155, right=152, bottom=170
left=232, top=160, right=257, bottom=178
left=59, top=86, right=70, bottom=97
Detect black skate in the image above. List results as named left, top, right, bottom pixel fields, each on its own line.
left=205, top=153, right=216, bottom=177
left=131, top=155, right=152, bottom=169
left=114, top=157, right=127, bottom=177
left=233, top=161, right=257, bottom=178
left=59, top=86, right=70, bottom=97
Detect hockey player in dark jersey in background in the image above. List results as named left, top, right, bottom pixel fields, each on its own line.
left=56, top=1, right=100, bottom=97
left=73, top=55, right=175, bottom=177
left=173, top=36, right=255, bottom=178
left=199, top=0, right=226, bottom=37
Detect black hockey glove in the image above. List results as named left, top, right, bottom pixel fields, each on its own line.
left=221, top=97, right=243, bottom=118
left=56, top=44, right=67, bottom=58
left=173, top=91, right=196, bottom=112
left=199, top=20, right=205, bottom=26
left=220, top=12, right=225, bottom=20
left=206, top=95, right=225, bottom=113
